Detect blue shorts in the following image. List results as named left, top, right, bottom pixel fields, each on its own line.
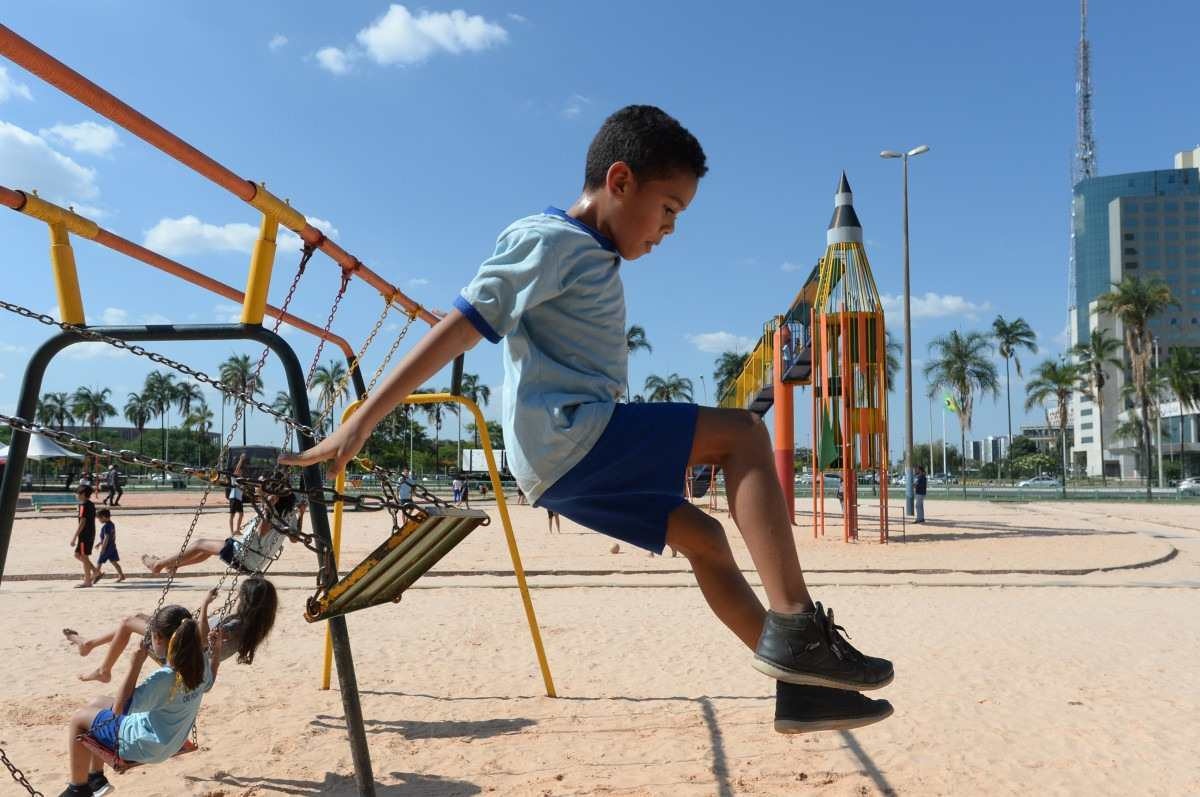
left=536, top=402, right=699, bottom=554
left=90, top=707, right=125, bottom=753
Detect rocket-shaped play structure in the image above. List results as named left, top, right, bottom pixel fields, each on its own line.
left=811, top=173, right=890, bottom=541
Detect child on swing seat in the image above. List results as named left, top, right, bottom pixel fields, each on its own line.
left=59, top=605, right=217, bottom=797
left=141, top=480, right=301, bottom=576
left=64, top=575, right=279, bottom=683
left=281, top=105, right=894, bottom=732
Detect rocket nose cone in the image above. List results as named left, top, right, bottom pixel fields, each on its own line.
left=838, top=171, right=852, bottom=195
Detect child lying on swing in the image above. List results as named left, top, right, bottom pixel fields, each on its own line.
left=142, top=484, right=302, bottom=576
left=59, top=605, right=217, bottom=797
left=64, top=575, right=279, bottom=683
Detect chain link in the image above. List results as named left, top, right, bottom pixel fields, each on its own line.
left=0, top=745, right=42, bottom=797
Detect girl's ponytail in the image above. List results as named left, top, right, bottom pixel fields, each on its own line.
left=167, top=617, right=206, bottom=691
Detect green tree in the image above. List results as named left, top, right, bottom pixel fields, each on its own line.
left=1096, top=275, right=1179, bottom=497
left=991, top=315, right=1038, bottom=483
left=644, top=373, right=694, bottom=403
left=218, top=354, right=261, bottom=447
left=460, top=372, right=492, bottom=450
left=270, top=390, right=293, bottom=418
left=924, top=330, right=999, bottom=495
left=182, top=401, right=215, bottom=465
left=142, top=371, right=176, bottom=463
left=713, top=351, right=749, bottom=405
left=1072, top=328, right=1122, bottom=485
left=1161, top=347, right=1200, bottom=477
left=123, top=392, right=153, bottom=455
left=884, top=330, right=901, bottom=392
left=71, top=386, right=116, bottom=438
left=625, top=324, right=653, bottom=401
left=311, top=360, right=350, bottom=432
left=175, top=381, right=204, bottom=425
left=39, top=391, right=74, bottom=429
left=1024, top=358, right=1081, bottom=497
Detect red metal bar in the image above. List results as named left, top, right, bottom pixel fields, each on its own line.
left=1, top=185, right=357, bottom=360
left=0, top=24, right=439, bottom=328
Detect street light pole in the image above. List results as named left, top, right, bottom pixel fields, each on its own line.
left=881, top=145, right=930, bottom=515
left=1154, top=337, right=1164, bottom=489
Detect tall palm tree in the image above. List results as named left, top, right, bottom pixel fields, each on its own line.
left=713, top=351, right=749, bottom=404
left=218, top=354, right=261, bottom=448
left=991, top=316, right=1038, bottom=483
left=71, top=386, right=116, bottom=438
left=625, top=324, right=653, bottom=402
left=644, top=373, right=694, bottom=403
left=1096, top=275, right=1179, bottom=498
left=123, top=392, right=153, bottom=455
left=40, top=391, right=74, bottom=429
left=1161, top=347, right=1200, bottom=476
left=884, top=330, right=902, bottom=392
left=311, top=360, right=349, bottom=430
left=175, top=381, right=204, bottom=426
left=924, top=331, right=999, bottom=495
left=35, top=395, right=58, bottom=427
left=142, top=371, right=176, bottom=462
left=415, top=387, right=451, bottom=473
left=182, top=402, right=215, bottom=465
left=1072, top=328, right=1123, bottom=485
left=460, top=372, right=492, bottom=450
left=1024, top=359, right=1081, bottom=497
left=270, top=390, right=293, bottom=417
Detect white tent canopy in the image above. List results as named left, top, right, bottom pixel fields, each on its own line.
left=0, top=432, right=84, bottom=462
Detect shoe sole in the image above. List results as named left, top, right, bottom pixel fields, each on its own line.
left=92, top=782, right=114, bottom=797
left=752, top=656, right=894, bottom=691
left=774, top=704, right=894, bottom=734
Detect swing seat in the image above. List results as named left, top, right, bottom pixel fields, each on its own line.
left=77, top=733, right=197, bottom=774
left=305, top=506, right=489, bottom=622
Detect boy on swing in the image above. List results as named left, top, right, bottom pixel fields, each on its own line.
left=283, top=105, right=894, bottom=731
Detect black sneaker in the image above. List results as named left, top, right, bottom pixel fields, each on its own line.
left=753, top=602, right=894, bottom=691
left=774, top=681, right=894, bottom=733
left=57, top=784, right=93, bottom=797
left=87, top=771, right=113, bottom=796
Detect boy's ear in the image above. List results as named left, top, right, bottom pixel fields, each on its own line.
left=605, top=161, right=635, bottom=198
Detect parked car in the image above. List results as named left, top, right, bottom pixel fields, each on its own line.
left=928, top=472, right=958, bottom=485
left=1017, top=475, right=1060, bottom=488
left=795, top=472, right=814, bottom=485
left=1177, top=477, right=1200, bottom=496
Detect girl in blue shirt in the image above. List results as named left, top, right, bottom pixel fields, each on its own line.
left=59, top=605, right=218, bottom=797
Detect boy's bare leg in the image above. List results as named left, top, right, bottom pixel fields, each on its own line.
left=689, top=408, right=813, bottom=614
left=665, top=502, right=764, bottom=649
left=63, top=628, right=114, bottom=657
left=144, top=539, right=224, bottom=573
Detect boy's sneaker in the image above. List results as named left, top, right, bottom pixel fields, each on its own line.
left=87, top=771, right=113, bottom=796
left=753, top=602, right=893, bottom=691
left=774, top=681, right=893, bottom=733
left=57, top=784, right=93, bottom=797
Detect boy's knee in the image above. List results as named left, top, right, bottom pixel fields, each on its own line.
left=668, top=513, right=731, bottom=563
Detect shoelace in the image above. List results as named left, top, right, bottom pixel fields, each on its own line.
left=815, top=603, right=865, bottom=663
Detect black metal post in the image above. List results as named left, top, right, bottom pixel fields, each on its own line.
left=451, top=353, right=464, bottom=397
left=0, top=323, right=377, bottom=796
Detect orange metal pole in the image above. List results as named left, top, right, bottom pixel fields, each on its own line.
left=0, top=185, right=357, bottom=360
left=771, top=320, right=795, bottom=522
left=0, top=24, right=438, bottom=328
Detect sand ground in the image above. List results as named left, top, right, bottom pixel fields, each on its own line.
left=1, top=493, right=1197, bottom=796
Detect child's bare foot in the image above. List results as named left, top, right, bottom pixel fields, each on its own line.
left=141, top=554, right=159, bottom=573
left=79, top=666, right=111, bottom=683
left=74, top=581, right=93, bottom=588
left=93, top=571, right=105, bottom=584
left=62, top=628, right=92, bottom=656
left=116, top=575, right=126, bottom=583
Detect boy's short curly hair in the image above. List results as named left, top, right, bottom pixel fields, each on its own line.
left=584, top=105, right=707, bottom=190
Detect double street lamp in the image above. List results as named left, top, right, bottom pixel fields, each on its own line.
left=880, top=144, right=930, bottom=515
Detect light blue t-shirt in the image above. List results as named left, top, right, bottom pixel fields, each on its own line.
left=454, top=208, right=626, bottom=502
left=118, top=656, right=214, bottom=764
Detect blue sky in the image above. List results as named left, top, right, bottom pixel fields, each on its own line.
left=1, top=2, right=1198, bottom=455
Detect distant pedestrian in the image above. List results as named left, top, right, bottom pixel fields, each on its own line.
left=451, top=475, right=465, bottom=506
left=94, top=507, right=126, bottom=582
left=71, top=486, right=99, bottom=588
left=102, top=464, right=123, bottom=507
left=914, top=465, right=927, bottom=524
left=227, top=453, right=248, bottom=537
left=546, top=508, right=561, bottom=533
left=397, top=467, right=414, bottom=505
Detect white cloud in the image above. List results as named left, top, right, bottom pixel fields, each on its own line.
left=0, top=342, right=28, bottom=354
left=143, top=216, right=258, bottom=256
left=0, top=65, right=32, bottom=102
left=268, top=34, right=289, bottom=51
left=353, top=4, right=508, bottom=66
left=407, top=277, right=430, bottom=287
left=562, top=93, right=590, bottom=119
left=278, top=215, right=340, bottom=253
left=39, top=121, right=120, bottom=157
left=65, top=341, right=130, bottom=360
left=686, top=331, right=756, bottom=354
left=879, top=292, right=991, bottom=321
left=316, top=46, right=353, bottom=75
left=213, top=303, right=242, bottom=323
left=507, top=13, right=527, bottom=23
left=98, top=307, right=128, bottom=325
left=0, top=121, right=99, bottom=203
left=141, top=313, right=172, bottom=325
left=780, top=261, right=807, bottom=273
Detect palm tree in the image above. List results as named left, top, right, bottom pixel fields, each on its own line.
left=175, top=381, right=204, bottom=426
left=1072, top=328, right=1122, bottom=485
left=70, top=386, right=116, bottom=438
left=123, top=392, right=153, bottom=455
left=1024, top=359, right=1081, bottom=497
left=218, top=354, right=261, bottom=447
left=625, top=324, right=653, bottom=401
left=182, top=402, right=215, bottom=465
left=991, top=316, right=1038, bottom=483
left=1096, top=275, right=1179, bottom=498
left=142, top=371, right=176, bottom=462
left=924, top=331, right=999, bottom=495
left=415, top=387, right=451, bottom=473
left=39, top=391, right=74, bottom=429
left=311, top=360, right=349, bottom=430
left=884, top=330, right=901, bottom=392
left=713, top=351, right=749, bottom=404
left=460, top=373, right=492, bottom=450
left=1161, top=347, right=1200, bottom=477
left=644, top=373, right=694, bottom=403
left=270, top=390, right=293, bottom=417
left=35, top=395, right=58, bottom=427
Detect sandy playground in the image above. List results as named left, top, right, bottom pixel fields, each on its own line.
left=0, top=493, right=1197, bottom=796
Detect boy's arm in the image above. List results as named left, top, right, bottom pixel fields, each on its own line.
left=281, top=308, right=481, bottom=475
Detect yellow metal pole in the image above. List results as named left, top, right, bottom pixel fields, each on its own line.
left=322, top=399, right=364, bottom=690
left=241, top=204, right=278, bottom=325
left=48, top=221, right=85, bottom=325
left=404, top=392, right=557, bottom=697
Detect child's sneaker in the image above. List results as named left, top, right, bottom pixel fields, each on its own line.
left=87, top=771, right=113, bottom=796
left=753, top=602, right=893, bottom=691
left=57, top=784, right=93, bottom=797
left=774, top=681, right=893, bottom=733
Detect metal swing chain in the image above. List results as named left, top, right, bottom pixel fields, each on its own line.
left=0, top=746, right=42, bottom=797
left=281, top=271, right=351, bottom=454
